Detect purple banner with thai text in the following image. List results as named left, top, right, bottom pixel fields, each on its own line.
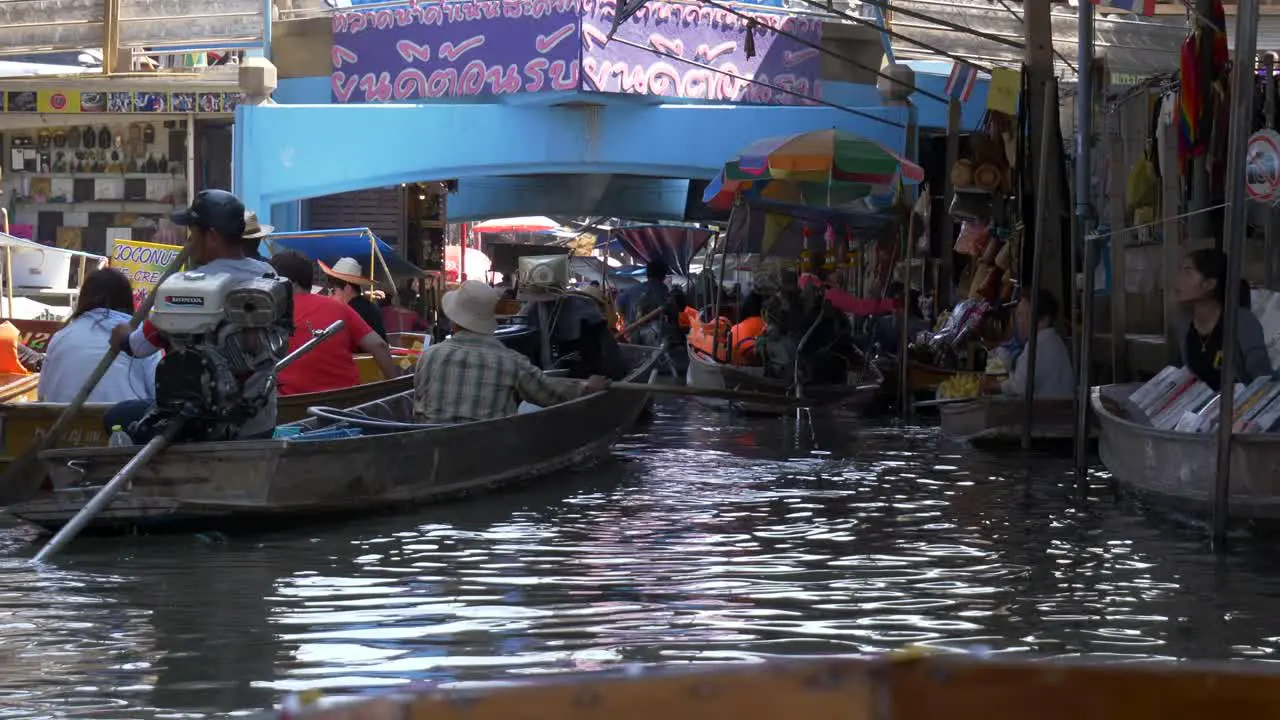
left=580, top=0, right=822, bottom=105
left=331, top=0, right=581, bottom=103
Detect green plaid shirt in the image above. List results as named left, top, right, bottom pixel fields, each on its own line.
left=413, top=331, right=582, bottom=423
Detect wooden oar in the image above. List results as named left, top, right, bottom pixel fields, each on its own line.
left=608, top=380, right=805, bottom=406
left=30, top=323, right=341, bottom=563
left=614, top=306, right=665, bottom=341
left=0, top=246, right=191, bottom=506
left=913, top=397, right=977, bottom=410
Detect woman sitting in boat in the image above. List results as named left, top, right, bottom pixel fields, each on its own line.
left=982, top=289, right=1074, bottom=399
left=319, top=257, right=388, bottom=342
left=39, top=268, right=159, bottom=403
left=269, top=251, right=400, bottom=395
left=1172, top=248, right=1273, bottom=391
left=414, top=280, right=610, bottom=424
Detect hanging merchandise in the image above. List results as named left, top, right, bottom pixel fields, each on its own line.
left=954, top=220, right=991, bottom=256
left=799, top=226, right=813, bottom=274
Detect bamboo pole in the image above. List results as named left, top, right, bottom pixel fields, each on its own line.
left=1022, top=84, right=1057, bottom=451
left=1212, top=0, right=1260, bottom=550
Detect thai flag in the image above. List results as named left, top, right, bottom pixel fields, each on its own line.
left=1092, top=0, right=1156, bottom=16
left=944, top=63, right=977, bottom=102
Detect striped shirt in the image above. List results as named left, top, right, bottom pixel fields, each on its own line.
left=413, top=331, right=582, bottom=424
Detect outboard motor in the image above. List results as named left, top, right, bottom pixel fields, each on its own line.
left=131, top=270, right=294, bottom=442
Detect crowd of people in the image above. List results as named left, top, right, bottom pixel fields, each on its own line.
left=28, top=186, right=1276, bottom=445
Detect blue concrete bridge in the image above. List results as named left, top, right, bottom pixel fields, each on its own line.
left=234, top=1, right=992, bottom=229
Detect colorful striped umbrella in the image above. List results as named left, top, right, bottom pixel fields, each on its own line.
left=734, top=128, right=925, bottom=185
left=702, top=170, right=895, bottom=211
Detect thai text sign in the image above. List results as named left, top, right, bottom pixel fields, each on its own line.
left=331, top=0, right=582, bottom=102
left=581, top=0, right=822, bottom=104
left=110, top=240, right=183, bottom=307
left=329, top=0, right=822, bottom=104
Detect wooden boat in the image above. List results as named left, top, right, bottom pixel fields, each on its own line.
left=939, top=395, right=1083, bottom=448
left=686, top=346, right=881, bottom=416
left=244, top=654, right=1280, bottom=720
left=1092, top=383, right=1280, bottom=520
left=0, top=374, right=412, bottom=476
left=14, top=345, right=661, bottom=532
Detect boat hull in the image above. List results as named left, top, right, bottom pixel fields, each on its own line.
left=1092, top=383, right=1280, bottom=520
left=0, top=375, right=412, bottom=476
left=16, top=347, right=661, bottom=532
left=939, top=395, right=1084, bottom=449
left=686, top=347, right=880, bottom=417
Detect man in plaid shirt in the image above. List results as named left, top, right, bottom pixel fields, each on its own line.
left=414, top=280, right=611, bottom=423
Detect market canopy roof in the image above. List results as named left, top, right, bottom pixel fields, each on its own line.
left=0, top=232, right=106, bottom=262
left=262, top=228, right=424, bottom=284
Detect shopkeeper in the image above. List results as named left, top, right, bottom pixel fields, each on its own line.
left=983, top=290, right=1074, bottom=399
left=1172, top=248, right=1273, bottom=391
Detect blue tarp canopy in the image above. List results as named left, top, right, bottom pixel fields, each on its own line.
left=261, top=228, right=424, bottom=285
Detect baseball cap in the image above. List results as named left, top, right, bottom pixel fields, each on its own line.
left=171, top=189, right=246, bottom=238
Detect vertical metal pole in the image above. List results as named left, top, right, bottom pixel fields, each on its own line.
left=899, top=209, right=915, bottom=418
left=1073, top=0, right=1095, bottom=486
left=1022, top=84, right=1057, bottom=450
left=710, top=234, right=729, bottom=361
left=1212, top=0, right=1259, bottom=549
left=186, top=112, right=196, bottom=205
left=1265, top=55, right=1278, bottom=289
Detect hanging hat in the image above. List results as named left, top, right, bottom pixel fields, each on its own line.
left=243, top=210, right=274, bottom=240
left=318, top=257, right=373, bottom=286
left=442, top=279, right=499, bottom=334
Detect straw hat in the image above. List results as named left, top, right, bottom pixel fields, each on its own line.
left=442, top=279, right=499, bottom=334
left=243, top=210, right=274, bottom=240
left=319, top=257, right=373, bottom=287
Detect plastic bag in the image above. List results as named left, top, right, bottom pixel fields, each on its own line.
left=954, top=220, right=991, bottom=256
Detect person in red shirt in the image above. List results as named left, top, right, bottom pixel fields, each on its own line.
left=269, top=251, right=400, bottom=395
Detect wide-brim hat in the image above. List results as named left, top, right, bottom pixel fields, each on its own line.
left=442, top=279, right=499, bottom=334
left=243, top=210, right=274, bottom=240
left=319, top=257, right=373, bottom=287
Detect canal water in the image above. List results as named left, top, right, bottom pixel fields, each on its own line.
left=2, top=400, right=1280, bottom=718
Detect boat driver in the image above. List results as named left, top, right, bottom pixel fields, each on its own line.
left=105, top=189, right=280, bottom=442
left=413, top=280, right=610, bottom=424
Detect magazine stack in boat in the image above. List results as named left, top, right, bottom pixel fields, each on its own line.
left=1128, top=366, right=1280, bottom=433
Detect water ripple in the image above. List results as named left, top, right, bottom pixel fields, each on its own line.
left=0, top=402, right=1278, bottom=717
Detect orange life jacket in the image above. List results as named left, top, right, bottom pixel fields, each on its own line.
left=730, top=316, right=766, bottom=365
left=689, top=315, right=732, bottom=363
left=679, top=306, right=697, bottom=329
left=0, top=322, right=31, bottom=376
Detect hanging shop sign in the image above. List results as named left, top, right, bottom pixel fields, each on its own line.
left=1, top=89, right=240, bottom=114
left=110, top=239, right=183, bottom=308
left=1246, top=129, right=1280, bottom=203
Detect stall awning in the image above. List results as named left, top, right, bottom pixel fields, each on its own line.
left=262, top=227, right=424, bottom=285
left=0, top=232, right=106, bottom=262
left=608, top=225, right=715, bottom=278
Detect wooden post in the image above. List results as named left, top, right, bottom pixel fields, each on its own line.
left=1023, top=0, right=1066, bottom=308
left=102, top=0, right=121, bottom=74
left=940, top=99, right=961, bottom=309
left=1107, top=69, right=1129, bottom=382
left=1161, top=97, right=1184, bottom=354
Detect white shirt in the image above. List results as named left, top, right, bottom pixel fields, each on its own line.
left=1001, top=326, right=1075, bottom=400
left=39, top=308, right=159, bottom=403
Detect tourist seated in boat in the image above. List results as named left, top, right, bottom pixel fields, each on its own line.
left=106, top=189, right=281, bottom=440
left=414, top=280, right=612, bottom=424
left=1172, top=248, right=1272, bottom=391
left=39, top=269, right=160, bottom=403
left=268, top=250, right=400, bottom=395
left=319, top=257, right=388, bottom=342
left=871, top=282, right=930, bottom=354
left=241, top=209, right=272, bottom=260
left=730, top=292, right=767, bottom=365
left=380, top=286, right=430, bottom=334
left=614, top=260, right=681, bottom=348
left=981, top=290, right=1074, bottom=399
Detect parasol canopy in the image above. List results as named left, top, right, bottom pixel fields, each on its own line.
left=471, top=216, right=560, bottom=234
left=444, top=246, right=495, bottom=282
left=703, top=129, right=924, bottom=211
